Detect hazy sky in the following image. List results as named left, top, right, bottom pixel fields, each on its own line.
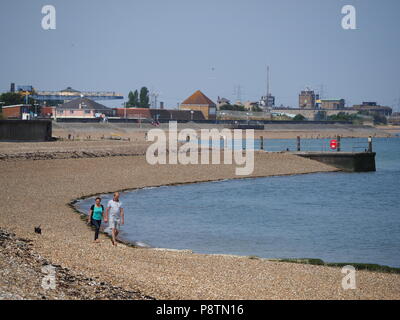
left=1, top=0, right=399, bottom=110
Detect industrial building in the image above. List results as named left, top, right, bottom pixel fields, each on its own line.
left=9, top=83, right=123, bottom=103
left=259, top=93, right=275, bottom=109
left=352, top=102, right=392, bottom=116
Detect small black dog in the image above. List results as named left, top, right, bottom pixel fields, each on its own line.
left=34, top=225, right=42, bottom=234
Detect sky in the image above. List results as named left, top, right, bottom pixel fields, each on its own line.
left=0, top=0, right=399, bottom=110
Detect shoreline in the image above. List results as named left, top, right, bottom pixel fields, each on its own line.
left=70, top=172, right=400, bottom=272
left=70, top=170, right=341, bottom=250
left=1, top=147, right=400, bottom=299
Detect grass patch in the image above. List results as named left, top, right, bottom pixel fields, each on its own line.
left=275, top=258, right=400, bottom=274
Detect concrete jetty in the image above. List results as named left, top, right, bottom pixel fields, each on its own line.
left=294, top=151, right=376, bottom=172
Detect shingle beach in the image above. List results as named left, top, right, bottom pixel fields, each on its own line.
left=1, top=141, right=399, bottom=300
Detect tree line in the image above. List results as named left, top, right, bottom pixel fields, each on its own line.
left=0, top=92, right=26, bottom=106
left=126, top=87, right=150, bottom=108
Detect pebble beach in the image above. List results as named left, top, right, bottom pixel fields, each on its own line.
left=1, top=140, right=400, bottom=300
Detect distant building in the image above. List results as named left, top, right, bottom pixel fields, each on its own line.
left=55, top=98, right=113, bottom=118
left=180, top=90, right=217, bottom=120
left=320, top=99, right=345, bottom=109
left=352, top=102, right=392, bottom=117
left=242, top=101, right=260, bottom=111
left=113, top=108, right=206, bottom=121
left=1, top=104, right=36, bottom=120
left=11, top=85, right=124, bottom=102
left=259, top=93, right=275, bottom=110
left=113, top=107, right=151, bottom=120
left=217, top=97, right=231, bottom=109
left=17, top=85, right=34, bottom=92
left=388, top=112, right=400, bottom=125
left=299, top=90, right=318, bottom=109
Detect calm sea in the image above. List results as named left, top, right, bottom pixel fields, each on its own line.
left=76, top=137, right=400, bottom=267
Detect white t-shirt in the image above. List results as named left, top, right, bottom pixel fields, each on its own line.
left=107, top=199, right=123, bottom=219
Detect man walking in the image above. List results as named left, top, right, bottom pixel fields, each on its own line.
left=104, top=192, right=124, bottom=246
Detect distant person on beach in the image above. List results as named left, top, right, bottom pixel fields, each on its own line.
left=104, top=192, right=124, bottom=246
left=88, top=197, right=104, bottom=243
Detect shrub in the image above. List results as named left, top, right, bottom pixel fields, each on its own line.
left=293, top=114, right=306, bottom=121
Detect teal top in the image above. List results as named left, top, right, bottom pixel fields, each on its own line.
left=91, top=204, right=104, bottom=221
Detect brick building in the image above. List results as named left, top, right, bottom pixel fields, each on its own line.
left=299, top=90, right=318, bottom=109
left=179, top=90, right=217, bottom=120
left=1, top=104, right=36, bottom=119
left=320, top=99, right=345, bottom=109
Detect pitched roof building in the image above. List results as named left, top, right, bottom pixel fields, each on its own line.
left=56, top=97, right=113, bottom=118
left=179, top=90, right=216, bottom=120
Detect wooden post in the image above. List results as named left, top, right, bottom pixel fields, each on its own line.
left=368, top=136, right=373, bottom=152
left=297, top=136, right=301, bottom=151
left=260, top=136, right=264, bottom=150
left=337, top=135, right=341, bottom=152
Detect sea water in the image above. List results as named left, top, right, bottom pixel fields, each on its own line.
left=76, top=137, right=400, bottom=267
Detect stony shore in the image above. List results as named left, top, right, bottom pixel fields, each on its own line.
left=1, top=142, right=399, bottom=300
left=0, top=229, right=154, bottom=300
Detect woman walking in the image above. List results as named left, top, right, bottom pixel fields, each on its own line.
left=88, top=197, right=104, bottom=243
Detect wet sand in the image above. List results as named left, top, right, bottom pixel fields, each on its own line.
left=0, top=144, right=399, bottom=299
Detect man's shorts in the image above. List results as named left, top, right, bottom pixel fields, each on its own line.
left=108, top=217, right=121, bottom=231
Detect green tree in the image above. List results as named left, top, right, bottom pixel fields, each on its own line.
left=0, top=92, right=24, bottom=106
left=127, top=91, right=134, bottom=107
left=133, top=90, right=139, bottom=107
left=139, top=87, right=150, bottom=108
left=327, top=112, right=358, bottom=122
left=127, top=90, right=139, bottom=107
left=219, top=104, right=246, bottom=111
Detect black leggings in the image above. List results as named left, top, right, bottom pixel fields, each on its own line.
left=91, top=219, right=102, bottom=240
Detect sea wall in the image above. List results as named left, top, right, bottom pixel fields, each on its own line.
left=0, top=120, right=52, bottom=142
